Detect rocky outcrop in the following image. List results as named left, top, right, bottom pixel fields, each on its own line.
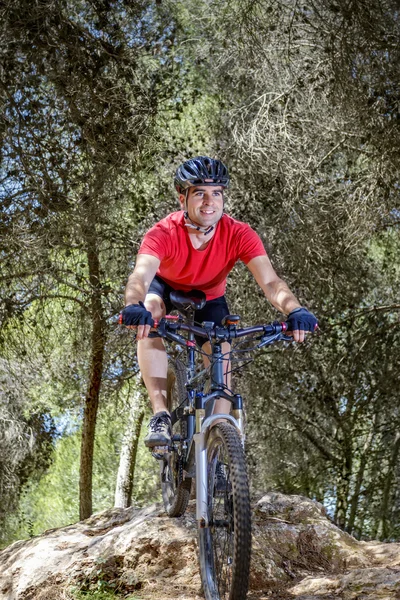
left=0, top=493, right=399, bottom=599
left=251, top=494, right=400, bottom=599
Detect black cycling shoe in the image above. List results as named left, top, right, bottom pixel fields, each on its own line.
left=144, top=411, right=172, bottom=448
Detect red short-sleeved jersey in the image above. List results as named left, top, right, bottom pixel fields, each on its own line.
left=138, top=211, right=266, bottom=300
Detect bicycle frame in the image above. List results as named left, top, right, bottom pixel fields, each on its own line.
left=158, top=317, right=253, bottom=527
left=150, top=303, right=296, bottom=600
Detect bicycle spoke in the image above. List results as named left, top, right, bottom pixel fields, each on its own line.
left=212, top=459, right=234, bottom=598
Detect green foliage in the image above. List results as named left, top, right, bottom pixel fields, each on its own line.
left=71, top=588, right=139, bottom=600
left=213, top=0, right=400, bottom=538
left=1, top=0, right=399, bottom=547
left=2, top=396, right=160, bottom=544
left=3, top=420, right=80, bottom=544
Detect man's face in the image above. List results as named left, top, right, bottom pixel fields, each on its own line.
left=179, top=185, right=224, bottom=229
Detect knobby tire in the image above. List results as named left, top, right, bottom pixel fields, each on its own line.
left=199, top=422, right=251, bottom=600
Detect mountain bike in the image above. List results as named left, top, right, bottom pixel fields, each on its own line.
left=151, top=289, right=292, bottom=600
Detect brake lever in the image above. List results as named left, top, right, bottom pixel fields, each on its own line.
left=256, top=333, right=279, bottom=348
left=257, top=332, right=294, bottom=348
left=281, top=334, right=294, bottom=342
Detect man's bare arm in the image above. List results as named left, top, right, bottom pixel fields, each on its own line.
left=125, top=254, right=161, bottom=306
left=246, top=255, right=301, bottom=316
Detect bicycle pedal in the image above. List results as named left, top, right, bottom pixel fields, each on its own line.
left=152, top=446, right=170, bottom=460
left=152, top=445, right=170, bottom=454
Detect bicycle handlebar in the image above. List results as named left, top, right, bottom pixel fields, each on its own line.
left=153, top=317, right=290, bottom=344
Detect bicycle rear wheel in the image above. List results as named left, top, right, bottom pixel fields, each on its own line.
left=160, top=358, right=191, bottom=517
left=198, top=422, right=251, bottom=600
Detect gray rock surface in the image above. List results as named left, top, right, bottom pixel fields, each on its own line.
left=0, top=493, right=399, bottom=599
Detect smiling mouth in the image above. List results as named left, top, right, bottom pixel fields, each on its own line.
left=200, top=209, right=215, bottom=214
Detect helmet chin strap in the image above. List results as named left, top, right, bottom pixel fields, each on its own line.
left=184, top=212, right=214, bottom=235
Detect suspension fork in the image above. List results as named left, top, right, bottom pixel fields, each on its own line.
left=179, top=337, right=243, bottom=526
left=194, top=340, right=245, bottom=526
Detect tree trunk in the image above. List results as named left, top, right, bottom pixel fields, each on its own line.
left=346, top=416, right=376, bottom=535
left=79, top=231, right=106, bottom=521
left=376, top=431, right=400, bottom=540
left=114, top=385, right=145, bottom=508
left=334, top=434, right=352, bottom=530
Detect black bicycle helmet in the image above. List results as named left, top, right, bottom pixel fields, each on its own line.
left=174, top=156, right=229, bottom=193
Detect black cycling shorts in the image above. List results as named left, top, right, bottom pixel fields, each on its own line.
left=148, top=275, right=230, bottom=347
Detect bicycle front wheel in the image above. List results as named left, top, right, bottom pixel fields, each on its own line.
left=198, top=422, right=251, bottom=600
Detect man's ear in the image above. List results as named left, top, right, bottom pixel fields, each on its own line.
left=178, top=193, right=186, bottom=210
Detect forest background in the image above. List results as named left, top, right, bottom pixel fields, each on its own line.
left=0, top=0, right=399, bottom=548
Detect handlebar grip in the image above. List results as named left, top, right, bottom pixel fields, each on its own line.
left=282, top=321, right=318, bottom=333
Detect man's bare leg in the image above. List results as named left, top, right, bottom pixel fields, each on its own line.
left=137, top=294, right=172, bottom=448
left=137, top=294, right=168, bottom=414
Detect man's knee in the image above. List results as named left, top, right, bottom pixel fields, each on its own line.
left=144, top=294, right=166, bottom=321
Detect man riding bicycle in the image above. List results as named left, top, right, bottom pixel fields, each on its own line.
left=121, top=156, right=317, bottom=450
